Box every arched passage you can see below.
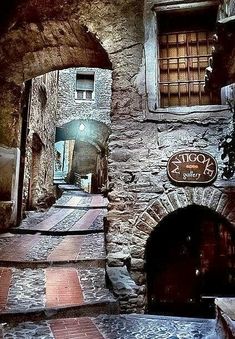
[0,13,112,147]
[54,119,110,193]
[145,205,235,317]
[0,3,112,226]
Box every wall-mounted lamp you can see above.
[79,123,85,131]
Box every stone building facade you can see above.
[23,71,59,211]
[57,67,112,127]
[55,67,111,191]
[0,0,234,314]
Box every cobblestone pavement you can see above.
[0,233,105,262]
[6,268,45,311]
[1,267,115,312]
[55,192,91,205]
[1,315,218,338]
[49,209,87,232]
[17,207,105,232]
[17,192,107,231]
[19,208,59,229]
[2,321,54,339]
[94,315,217,339]
[80,268,114,303]
[79,234,105,259]
[25,236,63,260]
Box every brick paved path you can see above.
[1,315,217,338]
[0,187,118,325]
[0,186,218,338]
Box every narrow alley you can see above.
[0,1,235,338]
[0,184,217,338]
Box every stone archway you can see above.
[130,186,235,311]
[55,119,111,193]
[0,3,113,226]
[132,187,235,244]
[145,204,235,317]
[0,19,111,147]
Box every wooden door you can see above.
[146,206,235,317]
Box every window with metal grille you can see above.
[158,10,220,108]
[76,73,94,100]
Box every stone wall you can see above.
[105,0,235,313]
[23,71,59,210]
[57,67,112,127]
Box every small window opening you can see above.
[76,73,94,100]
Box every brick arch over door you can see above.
[131,187,235,261]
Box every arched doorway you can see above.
[55,119,110,194]
[145,205,235,317]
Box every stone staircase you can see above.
[0,186,220,338]
[215,298,235,338]
[0,186,119,324]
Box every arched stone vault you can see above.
[0,20,111,84]
[131,186,235,262]
[0,8,112,147]
[56,119,111,154]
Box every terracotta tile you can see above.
[0,268,12,311]
[34,209,74,231]
[46,268,84,307]
[0,235,40,261]
[49,318,104,339]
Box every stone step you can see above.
[17,207,105,232]
[6,228,104,237]
[0,302,119,324]
[0,267,118,323]
[215,298,235,338]
[1,314,216,337]
[58,184,83,191]
[55,193,108,207]
[2,317,105,338]
[53,204,108,209]
[0,233,105,268]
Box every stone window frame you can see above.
[75,71,95,102]
[144,0,230,123]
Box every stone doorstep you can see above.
[53,205,107,209]
[124,313,215,322]
[0,301,119,324]
[7,228,104,235]
[219,312,235,338]
[0,258,106,269]
[215,298,235,338]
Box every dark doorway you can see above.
[145,205,235,318]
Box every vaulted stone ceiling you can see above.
[0,0,112,84]
[56,119,110,154]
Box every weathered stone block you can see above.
[106,265,138,298]
[131,258,145,271]
[130,245,145,259]
[0,201,14,230]
[159,195,174,213]
[209,188,223,211]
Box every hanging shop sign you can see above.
[167,150,217,184]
